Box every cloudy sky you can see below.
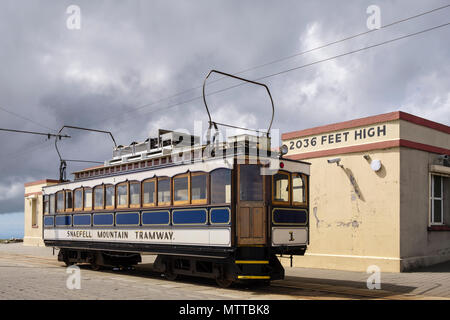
[0,0,449,222]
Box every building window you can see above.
[84,188,92,210]
[94,186,104,210]
[65,190,73,211]
[74,189,83,211]
[430,174,449,225]
[130,181,141,207]
[105,185,115,209]
[158,177,171,206]
[56,191,64,213]
[273,172,290,204]
[211,169,231,204]
[173,174,189,205]
[142,179,156,207]
[192,172,207,204]
[292,173,306,205]
[43,195,49,214]
[117,183,128,208]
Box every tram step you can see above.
[234,260,269,264]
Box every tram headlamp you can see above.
[280,144,289,156]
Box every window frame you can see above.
[157,177,171,207]
[173,173,190,206]
[292,173,308,207]
[43,195,49,215]
[272,170,291,205]
[142,178,157,207]
[49,194,56,214]
[129,180,141,208]
[116,182,129,209]
[56,191,65,213]
[65,190,73,212]
[210,168,232,205]
[191,172,208,205]
[430,174,445,226]
[104,184,115,210]
[73,188,83,212]
[83,187,93,211]
[93,185,105,210]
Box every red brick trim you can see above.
[286,139,450,160]
[24,191,42,197]
[24,179,59,187]
[282,111,450,140]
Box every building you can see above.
[23,179,59,246]
[282,111,450,272]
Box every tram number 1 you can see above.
[289,137,317,150]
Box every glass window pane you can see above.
[65,191,73,210]
[130,182,141,205]
[74,189,82,209]
[192,174,207,201]
[56,192,64,212]
[211,169,231,204]
[240,165,263,201]
[434,175,442,198]
[433,199,442,223]
[174,176,188,202]
[158,178,171,204]
[49,194,55,214]
[143,180,155,204]
[293,174,305,203]
[94,187,103,209]
[84,189,92,208]
[43,195,49,214]
[117,184,128,206]
[105,185,115,207]
[273,173,289,202]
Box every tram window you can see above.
[74,189,83,210]
[43,195,49,214]
[273,172,290,203]
[211,169,231,204]
[56,191,64,213]
[94,186,104,210]
[292,173,306,205]
[117,183,128,208]
[105,185,115,209]
[158,177,171,206]
[240,165,263,201]
[192,173,207,204]
[49,194,55,214]
[142,179,156,206]
[84,188,92,210]
[130,181,141,207]
[173,174,189,205]
[65,190,73,211]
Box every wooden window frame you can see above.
[142,178,157,208]
[73,188,83,212]
[83,187,93,211]
[93,185,105,210]
[191,172,208,205]
[65,190,73,212]
[173,173,190,206]
[272,171,291,206]
[43,195,49,215]
[210,168,232,205]
[129,181,141,208]
[157,177,171,207]
[56,191,65,213]
[104,184,115,210]
[292,173,308,207]
[430,174,445,226]
[116,182,129,209]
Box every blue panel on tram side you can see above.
[93,213,114,226]
[73,214,91,227]
[55,215,72,227]
[172,208,207,225]
[44,216,54,228]
[272,208,308,225]
[142,210,170,226]
[210,207,231,225]
[116,212,140,226]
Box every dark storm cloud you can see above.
[0,0,449,213]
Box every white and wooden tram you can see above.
[42,71,311,287]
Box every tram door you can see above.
[237,164,267,245]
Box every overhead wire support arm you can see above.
[0,127,71,139]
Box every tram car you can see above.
[42,71,311,287]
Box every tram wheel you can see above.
[216,278,233,288]
[164,271,178,281]
[91,263,102,271]
[64,260,74,267]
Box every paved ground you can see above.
[0,243,449,300]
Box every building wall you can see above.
[289,148,402,272]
